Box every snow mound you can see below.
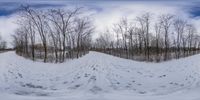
[0,51,200,100]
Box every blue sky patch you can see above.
[0,2,64,16]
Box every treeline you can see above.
[12,6,93,63]
[0,34,7,51]
[93,13,200,62]
[12,7,200,63]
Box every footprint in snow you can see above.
[51,88,57,91]
[36,93,49,96]
[128,83,132,85]
[63,81,68,84]
[174,83,179,85]
[139,91,146,94]
[160,85,166,88]
[76,76,81,79]
[90,86,102,94]
[137,71,143,75]
[158,75,166,78]
[84,73,90,77]
[69,84,82,89]
[88,76,96,82]
[180,84,184,87]
[137,83,142,86]
[149,75,153,78]
[75,84,81,88]
[126,85,131,88]
[132,88,137,91]
[18,73,23,78]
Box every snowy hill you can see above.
[0,51,200,100]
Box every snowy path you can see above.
[1,51,200,100]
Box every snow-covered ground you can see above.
[0,51,200,100]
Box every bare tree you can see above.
[154,22,162,59]
[137,13,151,60]
[159,14,174,60]
[95,30,113,52]
[186,24,196,55]
[46,8,80,62]
[21,6,48,62]
[173,18,187,58]
[73,17,93,58]
[13,6,93,62]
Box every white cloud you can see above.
[91,1,191,37]
[0,14,18,48]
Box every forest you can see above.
[11,6,200,63]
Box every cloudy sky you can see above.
[1,0,200,47]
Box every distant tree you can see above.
[137,13,151,60]
[21,6,48,62]
[173,18,187,58]
[0,34,7,50]
[159,14,174,60]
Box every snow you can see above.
[0,51,200,100]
